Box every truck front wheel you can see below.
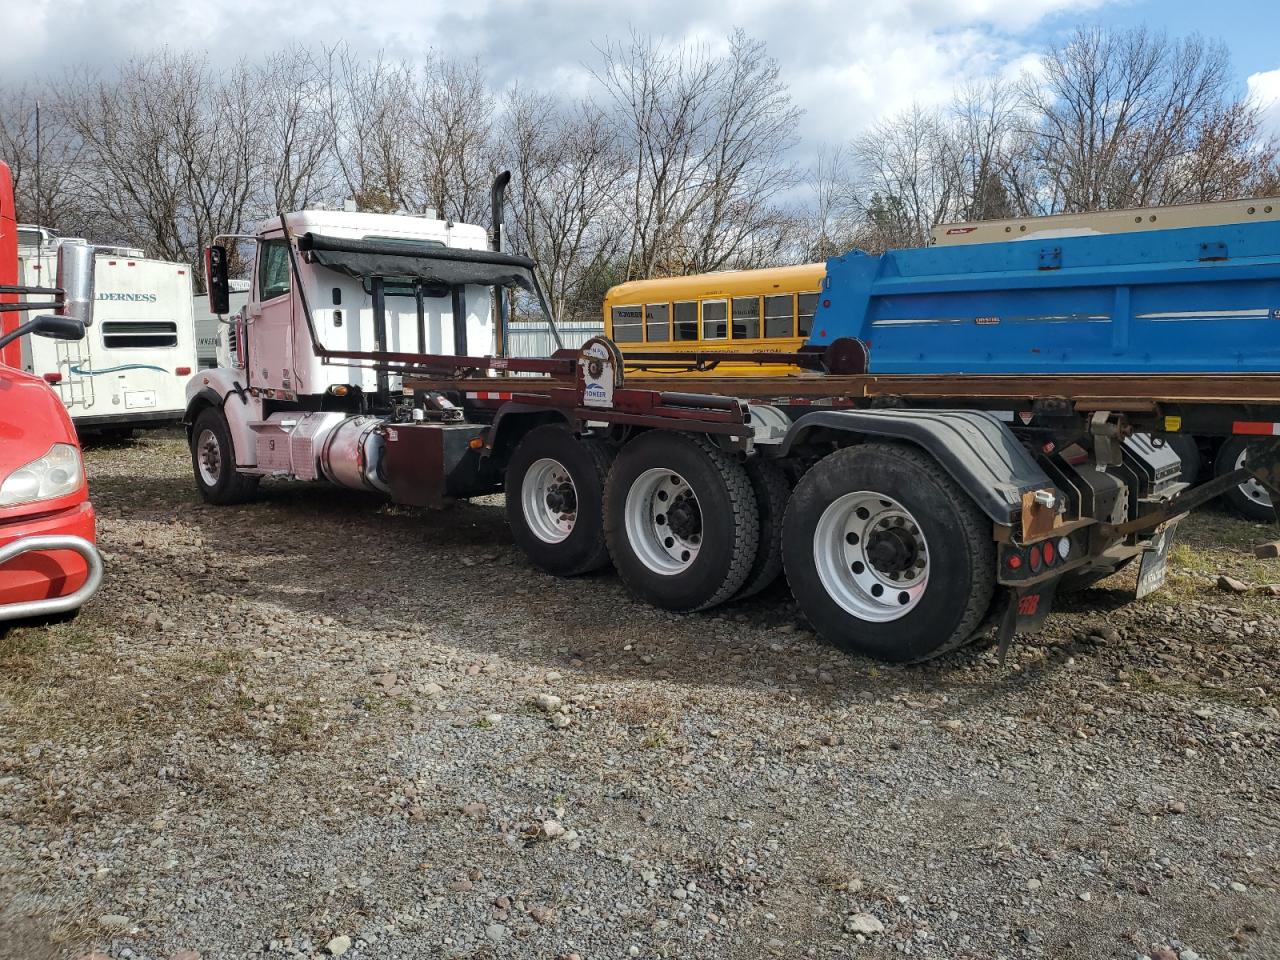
[190,407,259,505]
[782,443,994,663]
[605,432,759,612]
[505,424,614,576]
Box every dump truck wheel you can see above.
[734,457,791,600]
[506,424,614,577]
[190,408,259,505]
[1216,438,1275,522]
[782,443,994,663]
[605,432,759,612]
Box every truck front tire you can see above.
[782,443,994,663]
[505,424,614,577]
[605,432,759,612]
[190,407,259,505]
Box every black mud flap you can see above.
[995,579,1059,665]
[1135,522,1178,599]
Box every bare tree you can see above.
[850,105,951,250]
[1023,26,1274,210]
[0,87,85,230]
[504,89,626,323]
[407,58,497,223]
[323,47,412,212]
[594,29,802,279]
[257,47,338,216]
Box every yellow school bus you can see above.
[603,263,825,376]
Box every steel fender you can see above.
[485,403,571,461]
[184,367,261,467]
[779,408,1052,526]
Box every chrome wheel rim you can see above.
[522,458,577,544]
[814,491,929,622]
[1234,447,1273,508]
[624,468,702,575]
[196,428,222,487]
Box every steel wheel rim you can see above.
[522,457,577,544]
[624,467,702,575]
[197,428,222,487]
[814,490,929,622]
[1234,447,1273,507]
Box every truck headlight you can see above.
[0,443,84,507]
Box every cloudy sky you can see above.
[3,0,1278,148]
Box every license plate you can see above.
[124,390,157,410]
[1136,523,1178,599]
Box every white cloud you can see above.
[1,0,1115,153]
[1247,68,1280,138]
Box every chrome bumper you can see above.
[0,535,104,622]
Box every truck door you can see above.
[249,236,294,393]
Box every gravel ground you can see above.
[2,431,1278,960]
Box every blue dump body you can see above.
[806,220,1280,374]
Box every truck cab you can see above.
[0,163,103,621]
[185,190,540,505]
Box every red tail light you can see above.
[175,366,192,376]
[1006,553,1022,570]
[42,372,62,383]
[1042,539,1056,565]
[1028,544,1043,573]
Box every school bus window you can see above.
[764,294,794,338]
[702,299,728,340]
[732,296,760,339]
[673,301,698,341]
[612,305,644,343]
[645,303,669,342]
[797,293,819,338]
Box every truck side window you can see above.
[258,240,292,302]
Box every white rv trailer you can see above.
[17,228,198,434]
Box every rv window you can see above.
[797,293,819,338]
[645,303,669,342]
[764,295,794,338]
[673,301,698,341]
[611,305,643,343]
[258,240,292,301]
[102,320,179,349]
[732,297,760,339]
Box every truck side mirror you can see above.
[32,315,87,341]
[206,245,231,315]
[55,241,95,328]
[0,314,86,352]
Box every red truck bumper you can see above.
[0,502,102,617]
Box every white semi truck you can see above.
[18,228,198,434]
[184,173,1280,665]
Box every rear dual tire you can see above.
[782,444,994,663]
[604,432,759,612]
[1216,438,1275,523]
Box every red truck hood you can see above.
[0,366,84,498]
